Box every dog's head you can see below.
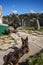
[21,36,29,53]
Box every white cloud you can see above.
[30,10,36,13]
[12,10,18,14]
[41,11,43,13]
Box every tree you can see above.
[34,18,40,30]
[30,18,40,30]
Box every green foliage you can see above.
[27,49,43,65]
[17,26,43,31]
[3,13,43,27]
[28,56,43,65]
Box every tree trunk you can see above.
[36,19,40,30]
[34,19,40,30]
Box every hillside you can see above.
[3,13,43,26]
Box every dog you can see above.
[3,36,29,65]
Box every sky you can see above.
[0,0,43,16]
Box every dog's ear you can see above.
[21,37,25,45]
[21,37,24,42]
[25,36,28,41]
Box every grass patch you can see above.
[28,56,43,65]
[17,26,35,31]
[26,49,43,65]
[39,27,43,32]
[17,26,43,31]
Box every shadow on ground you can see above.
[19,60,29,65]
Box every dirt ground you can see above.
[0,31,43,65]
